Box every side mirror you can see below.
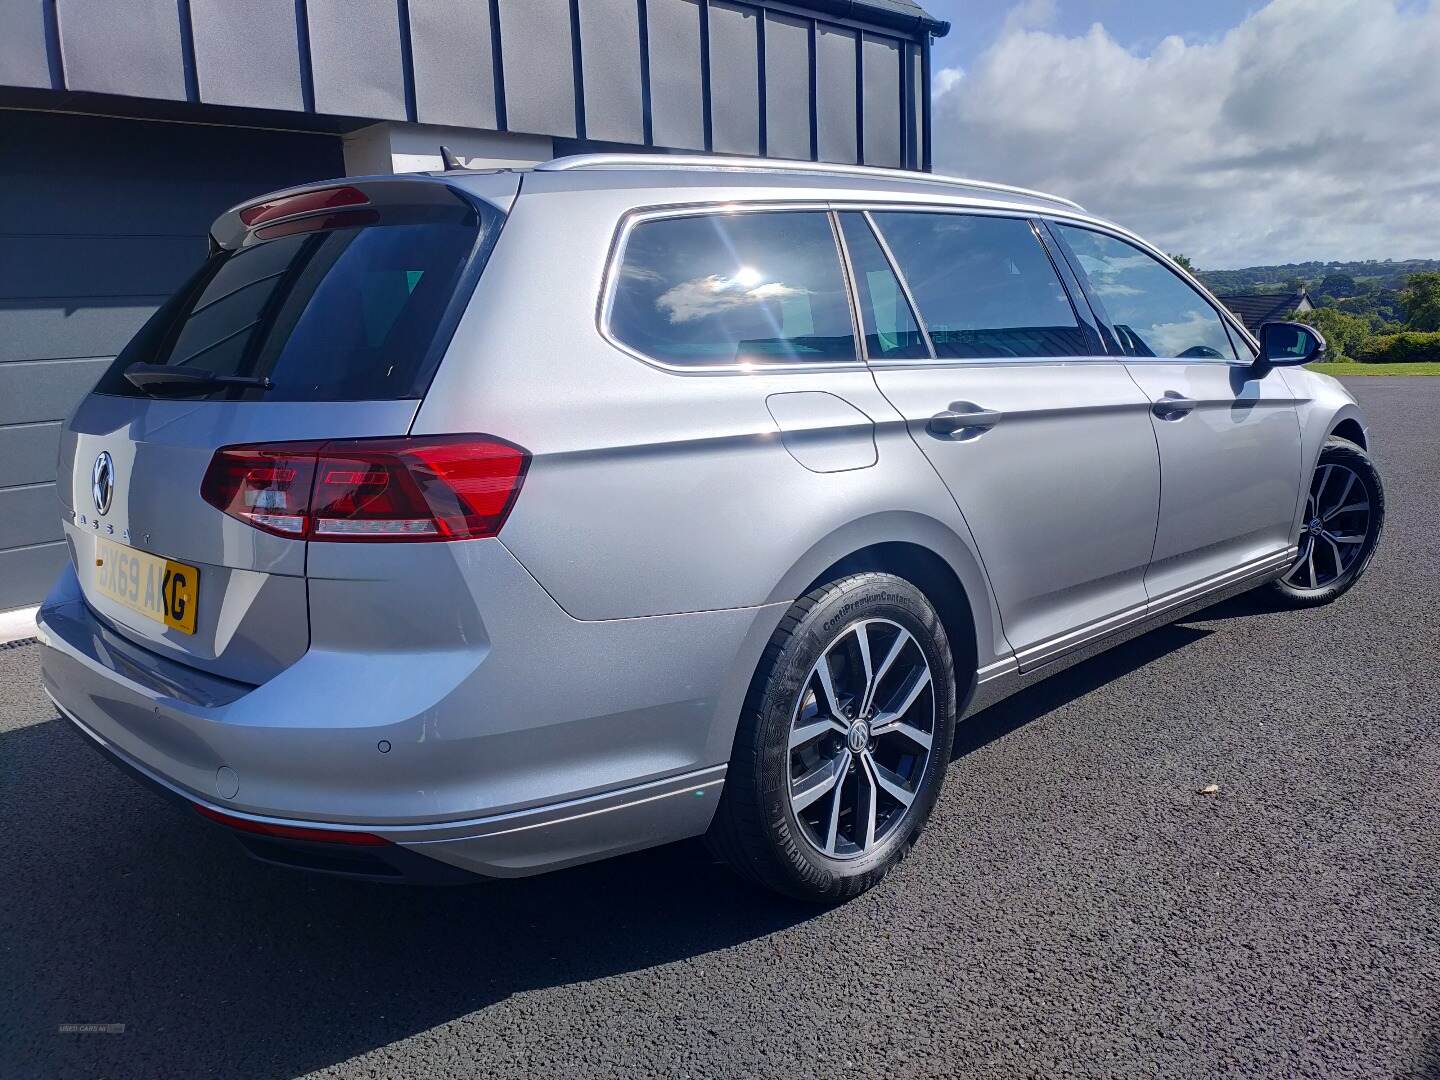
[1257,320,1326,367]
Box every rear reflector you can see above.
[201,435,529,542]
[238,185,370,227]
[194,804,389,846]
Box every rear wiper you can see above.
[123,362,273,393]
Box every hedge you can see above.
[1352,332,1440,363]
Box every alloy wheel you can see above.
[787,618,935,859]
[1282,462,1372,590]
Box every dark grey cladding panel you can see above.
[409,0,498,129]
[763,12,810,161]
[307,0,407,121]
[0,0,52,88]
[0,484,63,549]
[862,33,901,167]
[0,112,343,237]
[497,0,577,138]
[578,0,644,144]
[0,423,62,490]
[190,0,305,112]
[647,0,705,151]
[815,23,857,164]
[0,543,67,610]
[0,301,163,364]
[708,2,759,156]
[57,0,187,101]
[0,358,110,426]
[0,236,205,301]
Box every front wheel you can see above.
[708,573,957,902]
[1271,436,1384,606]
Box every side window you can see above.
[837,213,929,360]
[608,211,857,367]
[1055,225,1238,361]
[1226,320,1258,362]
[869,212,1090,359]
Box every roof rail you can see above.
[535,154,1084,211]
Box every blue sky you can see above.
[928,0,1265,75]
[923,0,1440,268]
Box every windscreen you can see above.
[95,198,490,401]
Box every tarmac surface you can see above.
[3,377,1436,1079]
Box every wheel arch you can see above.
[1329,416,1367,449]
[763,510,1005,696]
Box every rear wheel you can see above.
[708,573,957,902]
[1271,437,1384,606]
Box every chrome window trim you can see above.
[859,210,937,360]
[596,197,1260,375]
[830,199,1261,362]
[831,209,936,364]
[596,200,866,377]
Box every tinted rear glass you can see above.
[608,211,858,367]
[871,212,1089,360]
[96,199,487,401]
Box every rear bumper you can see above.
[37,545,785,879]
[56,697,722,882]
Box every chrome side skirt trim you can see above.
[1145,547,1297,617]
[976,656,1018,683]
[964,548,1296,718]
[1012,548,1296,673]
[1014,596,1154,672]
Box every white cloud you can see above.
[656,274,805,324]
[1003,0,1057,34]
[931,0,1440,268]
[933,66,965,96]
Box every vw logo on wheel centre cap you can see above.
[92,451,114,516]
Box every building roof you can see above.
[1215,290,1311,331]
[810,0,951,36]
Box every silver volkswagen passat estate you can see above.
[38,155,1384,900]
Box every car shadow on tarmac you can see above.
[4,618,1221,1079]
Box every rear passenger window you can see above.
[870,212,1089,359]
[838,213,929,360]
[608,211,857,367]
[1055,225,1237,361]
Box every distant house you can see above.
[1216,289,1314,332]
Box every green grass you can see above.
[1309,361,1440,376]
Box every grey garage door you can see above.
[0,110,343,610]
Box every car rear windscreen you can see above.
[95,196,493,401]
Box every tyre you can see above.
[1271,436,1384,606]
[708,572,957,902]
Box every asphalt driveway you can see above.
[3,377,1437,1079]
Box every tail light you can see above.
[238,185,369,227]
[201,435,528,542]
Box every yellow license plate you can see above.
[93,538,199,635]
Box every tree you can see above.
[1399,271,1440,331]
[1289,306,1371,362]
[1316,272,1359,300]
[1168,253,1195,272]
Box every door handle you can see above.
[1152,393,1198,420]
[928,404,1003,437]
